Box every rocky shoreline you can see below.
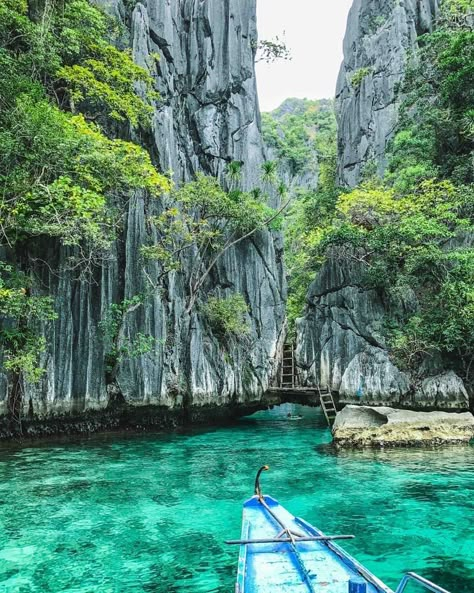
[332,405,474,448]
[0,400,276,441]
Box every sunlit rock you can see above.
[333,405,474,448]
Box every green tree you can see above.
[203,294,250,340]
[0,0,170,421]
[262,98,339,335]
[141,173,287,313]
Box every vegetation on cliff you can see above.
[0,0,171,417]
[0,0,282,424]
[262,98,338,335]
[275,1,473,386]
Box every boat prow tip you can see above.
[243,494,279,507]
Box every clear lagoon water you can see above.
[0,404,473,593]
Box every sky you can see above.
[256,0,353,112]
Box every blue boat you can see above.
[228,467,451,593]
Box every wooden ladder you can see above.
[318,387,337,427]
[280,344,295,388]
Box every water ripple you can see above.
[0,404,472,592]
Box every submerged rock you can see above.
[333,405,474,448]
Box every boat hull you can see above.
[236,495,392,593]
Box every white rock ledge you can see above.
[333,405,474,448]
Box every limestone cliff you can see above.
[0,0,286,434]
[336,0,439,187]
[296,0,470,410]
[296,250,469,409]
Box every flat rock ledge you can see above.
[333,405,474,448]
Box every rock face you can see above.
[296,0,470,410]
[0,0,286,434]
[336,0,439,187]
[333,405,474,447]
[296,250,469,410]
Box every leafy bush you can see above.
[99,295,157,378]
[0,263,56,383]
[321,180,474,379]
[203,295,250,339]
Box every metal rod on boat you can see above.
[252,466,317,593]
[225,535,355,545]
[254,465,269,498]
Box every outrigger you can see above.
[227,466,452,593]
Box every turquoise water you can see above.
[0,404,473,593]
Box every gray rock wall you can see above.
[295,251,469,410]
[336,0,439,187]
[296,0,469,410]
[0,0,286,428]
